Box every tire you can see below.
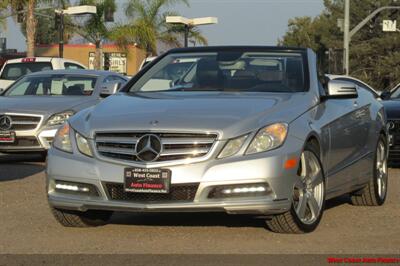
[266,142,325,233]
[350,135,388,206]
[50,206,113,227]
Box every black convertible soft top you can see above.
[167,45,308,54]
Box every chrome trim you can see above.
[160,147,209,156]
[93,131,220,167]
[96,136,139,144]
[0,112,44,132]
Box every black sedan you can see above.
[381,85,400,165]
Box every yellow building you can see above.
[35,44,147,76]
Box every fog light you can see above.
[208,183,271,199]
[54,181,99,196]
[222,186,266,194]
[55,183,89,192]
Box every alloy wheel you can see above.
[376,140,388,200]
[293,151,324,225]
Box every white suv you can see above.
[0,57,86,92]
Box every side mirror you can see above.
[380,90,391,100]
[0,88,4,95]
[322,80,358,100]
[100,81,122,98]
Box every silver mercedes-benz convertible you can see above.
[46,46,388,233]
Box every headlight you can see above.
[246,123,288,155]
[46,111,74,127]
[218,135,248,159]
[75,132,93,157]
[53,123,72,153]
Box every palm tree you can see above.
[18,1,73,46]
[111,0,207,56]
[7,0,37,57]
[165,23,208,47]
[76,0,116,69]
[0,1,9,31]
[6,0,70,56]
[26,0,36,57]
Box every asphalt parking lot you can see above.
[0,154,399,255]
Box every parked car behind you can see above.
[380,83,400,165]
[0,70,127,156]
[46,46,388,233]
[0,57,87,92]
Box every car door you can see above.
[336,78,374,184]
[322,79,369,192]
[336,78,374,153]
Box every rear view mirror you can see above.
[323,80,358,100]
[100,81,123,98]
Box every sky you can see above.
[2,0,324,52]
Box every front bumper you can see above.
[46,136,303,215]
[48,193,291,215]
[0,128,57,153]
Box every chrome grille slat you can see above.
[97,146,136,156]
[96,136,138,144]
[160,148,209,156]
[162,138,215,145]
[95,132,217,163]
[11,121,39,125]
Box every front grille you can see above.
[0,136,40,147]
[105,183,199,203]
[95,132,217,163]
[0,114,42,131]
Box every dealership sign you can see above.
[89,52,127,74]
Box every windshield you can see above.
[390,85,400,99]
[0,62,53,80]
[129,50,307,93]
[4,75,98,96]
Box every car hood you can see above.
[0,96,96,117]
[382,99,400,119]
[72,91,316,140]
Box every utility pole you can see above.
[343,0,350,76]
[58,12,64,58]
[184,25,189,48]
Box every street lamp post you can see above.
[56,5,96,58]
[343,0,350,76]
[59,12,64,58]
[166,16,218,47]
[343,1,400,75]
[184,24,189,47]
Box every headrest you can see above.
[196,59,223,88]
[65,85,84,95]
